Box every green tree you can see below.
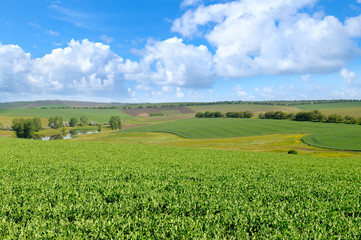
[109,116,122,130]
[12,118,36,139]
[195,112,205,118]
[327,114,344,123]
[258,113,265,119]
[80,116,88,126]
[33,118,42,131]
[243,111,254,118]
[98,124,102,132]
[69,117,78,127]
[48,116,63,129]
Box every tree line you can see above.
[195,109,361,125]
[259,110,361,125]
[123,99,361,109]
[195,111,254,118]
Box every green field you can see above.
[295,102,361,110]
[124,118,361,151]
[1,137,361,238]
[0,108,130,123]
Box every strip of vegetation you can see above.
[149,113,165,117]
[259,110,361,125]
[195,111,254,118]
[122,99,361,109]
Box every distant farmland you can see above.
[124,118,361,151]
[122,107,195,116]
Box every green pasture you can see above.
[124,118,361,151]
[0,108,130,123]
[295,102,361,110]
[302,131,361,151]
[1,138,361,238]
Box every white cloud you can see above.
[135,84,153,92]
[176,87,185,98]
[30,39,126,92]
[162,85,173,92]
[0,38,217,100]
[0,40,134,98]
[301,74,311,82]
[232,84,254,100]
[0,44,32,92]
[358,0,361,4]
[47,30,60,36]
[125,37,214,88]
[340,68,357,85]
[128,88,136,98]
[100,35,114,44]
[173,0,361,78]
[181,0,202,8]
[255,86,275,99]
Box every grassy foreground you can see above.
[1,137,361,238]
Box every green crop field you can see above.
[294,102,361,110]
[124,118,361,151]
[1,137,361,238]
[0,108,130,123]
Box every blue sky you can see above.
[1,0,361,103]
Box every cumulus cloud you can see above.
[172,0,361,78]
[0,38,216,100]
[233,84,254,100]
[340,68,357,85]
[125,37,214,88]
[0,40,134,98]
[181,0,202,8]
[255,86,275,99]
[0,44,32,92]
[176,87,185,98]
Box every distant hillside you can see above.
[0,100,124,109]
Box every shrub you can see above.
[69,117,78,127]
[288,150,298,155]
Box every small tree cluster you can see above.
[294,110,326,122]
[109,116,122,130]
[326,114,345,123]
[195,111,255,118]
[12,118,42,139]
[226,111,254,118]
[48,116,63,129]
[195,111,224,118]
[259,111,294,120]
